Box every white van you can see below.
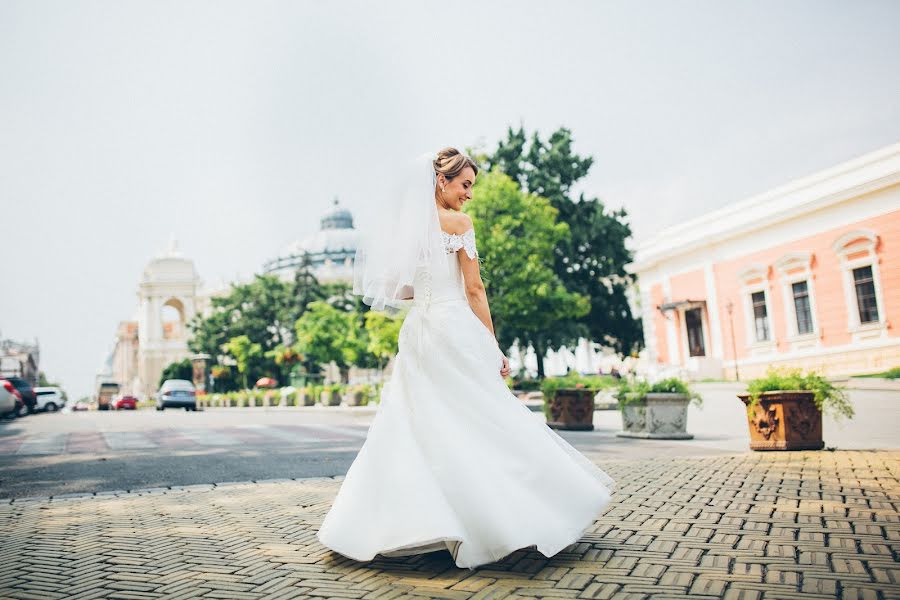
[34,387,65,412]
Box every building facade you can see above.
[628,142,900,380]
[0,338,40,384]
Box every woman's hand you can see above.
[500,355,510,378]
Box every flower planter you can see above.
[342,389,364,406]
[300,391,315,406]
[546,388,594,431]
[616,392,694,439]
[738,390,824,451]
[320,390,341,406]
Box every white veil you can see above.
[352,151,450,315]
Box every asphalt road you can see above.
[1,383,896,500]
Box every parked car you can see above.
[34,386,66,412]
[3,377,36,414]
[156,379,197,411]
[72,399,91,411]
[113,395,138,410]
[0,379,24,418]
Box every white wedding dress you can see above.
[316,227,616,570]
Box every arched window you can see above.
[161,298,185,341]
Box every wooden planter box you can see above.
[616,392,694,439]
[738,390,824,451]
[546,388,594,431]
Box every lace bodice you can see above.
[411,228,478,308]
[441,228,478,260]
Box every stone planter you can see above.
[342,389,364,406]
[616,392,694,439]
[299,391,315,406]
[546,388,594,431]
[320,389,341,406]
[738,390,824,451]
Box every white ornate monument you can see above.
[133,237,202,398]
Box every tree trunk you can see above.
[534,337,546,380]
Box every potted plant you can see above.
[541,374,612,431]
[615,377,702,439]
[320,383,342,406]
[297,386,314,406]
[342,384,366,406]
[738,367,854,451]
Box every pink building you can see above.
[628,142,900,380]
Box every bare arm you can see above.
[455,220,497,340]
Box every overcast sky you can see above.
[2,0,899,400]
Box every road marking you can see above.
[16,433,68,455]
[303,423,369,439]
[175,428,242,445]
[234,424,306,443]
[102,431,158,450]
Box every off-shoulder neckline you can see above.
[440,227,474,237]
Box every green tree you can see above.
[483,126,642,356]
[223,335,263,389]
[188,274,298,383]
[467,170,590,378]
[158,358,193,388]
[363,311,402,373]
[294,301,368,383]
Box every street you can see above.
[2,383,897,500]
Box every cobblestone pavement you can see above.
[1,450,898,600]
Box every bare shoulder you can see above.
[439,210,473,235]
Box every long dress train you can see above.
[316,227,616,570]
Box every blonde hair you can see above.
[433,147,479,182]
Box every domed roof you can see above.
[278,198,358,257]
[141,237,199,283]
[320,197,354,230]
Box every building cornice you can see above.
[628,142,900,274]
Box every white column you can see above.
[704,262,724,358]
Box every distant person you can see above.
[316,148,616,570]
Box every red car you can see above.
[113,395,138,410]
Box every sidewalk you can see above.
[1,450,897,599]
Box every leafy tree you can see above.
[483,126,642,356]
[159,358,193,387]
[223,335,263,389]
[294,301,367,383]
[467,170,590,378]
[188,273,312,383]
[363,311,402,373]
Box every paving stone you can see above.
[0,450,898,599]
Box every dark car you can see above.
[3,376,36,414]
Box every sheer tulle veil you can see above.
[352,152,451,315]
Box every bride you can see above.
[316,147,616,570]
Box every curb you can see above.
[4,474,347,504]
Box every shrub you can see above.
[539,374,618,420]
[615,377,702,408]
[746,367,854,420]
